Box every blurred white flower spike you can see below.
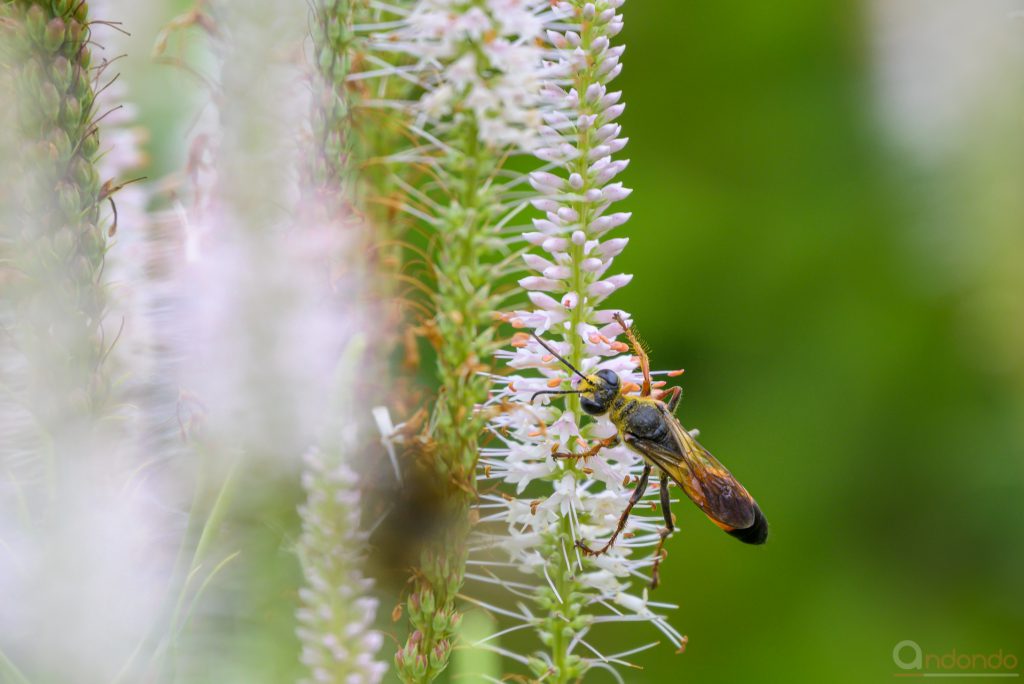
[473,0,684,680]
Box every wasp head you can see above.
[578,369,620,416]
[528,333,624,413]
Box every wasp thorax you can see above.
[580,368,621,416]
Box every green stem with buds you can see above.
[539,3,614,681]
[396,118,500,682]
[1,0,110,476]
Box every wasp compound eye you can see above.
[580,395,604,416]
[595,368,620,387]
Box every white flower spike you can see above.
[472,1,684,680]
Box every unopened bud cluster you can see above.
[395,545,467,681]
[394,569,465,679]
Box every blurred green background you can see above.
[114,0,1024,682]
[611,1,1024,682]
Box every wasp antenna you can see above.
[529,389,582,404]
[530,332,589,381]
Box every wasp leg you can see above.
[551,434,620,461]
[661,385,682,414]
[577,463,651,557]
[613,312,651,397]
[650,473,675,589]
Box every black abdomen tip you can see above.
[727,504,768,545]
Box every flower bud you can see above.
[26,6,47,42]
[81,130,99,158]
[50,56,73,92]
[38,81,61,122]
[419,589,435,614]
[430,610,449,634]
[60,96,82,129]
[49,128,72,165]
[428,640,449,671]
[413,654,428,678]
[43,17,66,53]
[57,181,81,217]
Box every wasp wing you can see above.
[627,406,758,532]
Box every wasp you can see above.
[529,314,767,587]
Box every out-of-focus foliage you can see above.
[12,0,1020,682]
[605,2,1024,682]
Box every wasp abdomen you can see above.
[725,503,768,545]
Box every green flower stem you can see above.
[0,3,114,680]
[308,0,412,378]
[543,4,616,681]
[396,120,499,683]
[2,0,109,465]
[310,0,360,211]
